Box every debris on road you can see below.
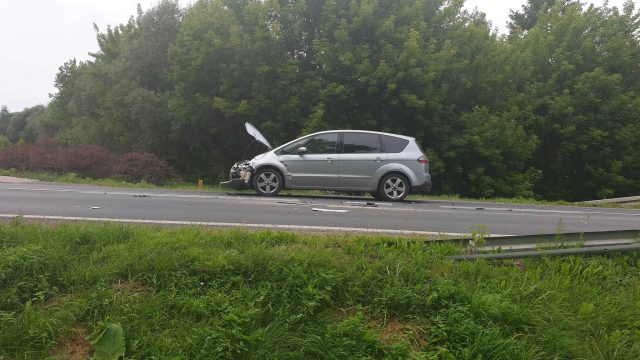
[343,201,379,207]
[90,207,101,210]
[312,208,349,213]
[277,200,311,206]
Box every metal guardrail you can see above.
[451,243,640,260]
[437,229,640,260]
[473,229,640,252]
[583,195,640,206]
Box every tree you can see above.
[169,0,319,179]
[0,106,10,136]
[5,105,46,143]
[31,0,640,199]
[506,1,640,199]
[48,0,181,157]
[0,135,9,150]
[442,107,539,198]
[508,0,576,34]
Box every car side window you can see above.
[305,133,338,154]
[381,135,410,153]
[342,133,382,153]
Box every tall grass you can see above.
[1,223,639,359]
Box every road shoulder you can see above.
[0,176,39,184]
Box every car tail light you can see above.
[417,155,429,164]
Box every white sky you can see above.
[0,0,632,111]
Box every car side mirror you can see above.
[296,146,307,155]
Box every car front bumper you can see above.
[219,160,253,190]
[219,178,251,190]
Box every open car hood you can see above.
[245,122,272,150]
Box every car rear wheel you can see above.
[377,173,409,202]
[253,168,283,196]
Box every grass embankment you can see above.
[1,223,639,359]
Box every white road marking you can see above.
[0,213,512,237]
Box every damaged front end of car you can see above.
[220,160,253,190]
[220,122,274,191]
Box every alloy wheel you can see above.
[256,171,280,194]
[382,176,407,200]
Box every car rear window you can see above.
[342,133,383,153]
[381,135,410,153]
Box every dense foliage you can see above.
[1,0,639,200]
[1,223,640,358]
[0,141,178,185]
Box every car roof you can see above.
[307,130,415,141]
[272,130,416,152]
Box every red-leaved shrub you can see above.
[60,145,114,179]
[27,140,60,172]
[113,152,177,185]
[0,141,177,184]
[0,144,30,170]
[0,141,60,172]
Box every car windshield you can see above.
[277,136,310,155]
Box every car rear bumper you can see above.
[410,176,432,194]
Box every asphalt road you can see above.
[1,182,639,236]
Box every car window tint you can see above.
[381,135,410,153]
[278,137,310,155]
[305,133,338,154]
[342,133,382,153]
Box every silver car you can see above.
[221,123,432,201]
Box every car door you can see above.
[337,132,387,190]
[278,133,339,189]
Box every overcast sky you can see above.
[0,0,632,111]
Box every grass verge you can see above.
[1,222,639,359]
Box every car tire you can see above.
[377,173,409,202]
[253,168,283,196]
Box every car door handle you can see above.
[374,157,383,163]
[326,157,334,163]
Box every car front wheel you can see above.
[378,173,409,201]
[253,168,283,196]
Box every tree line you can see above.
[1,0,639,201]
